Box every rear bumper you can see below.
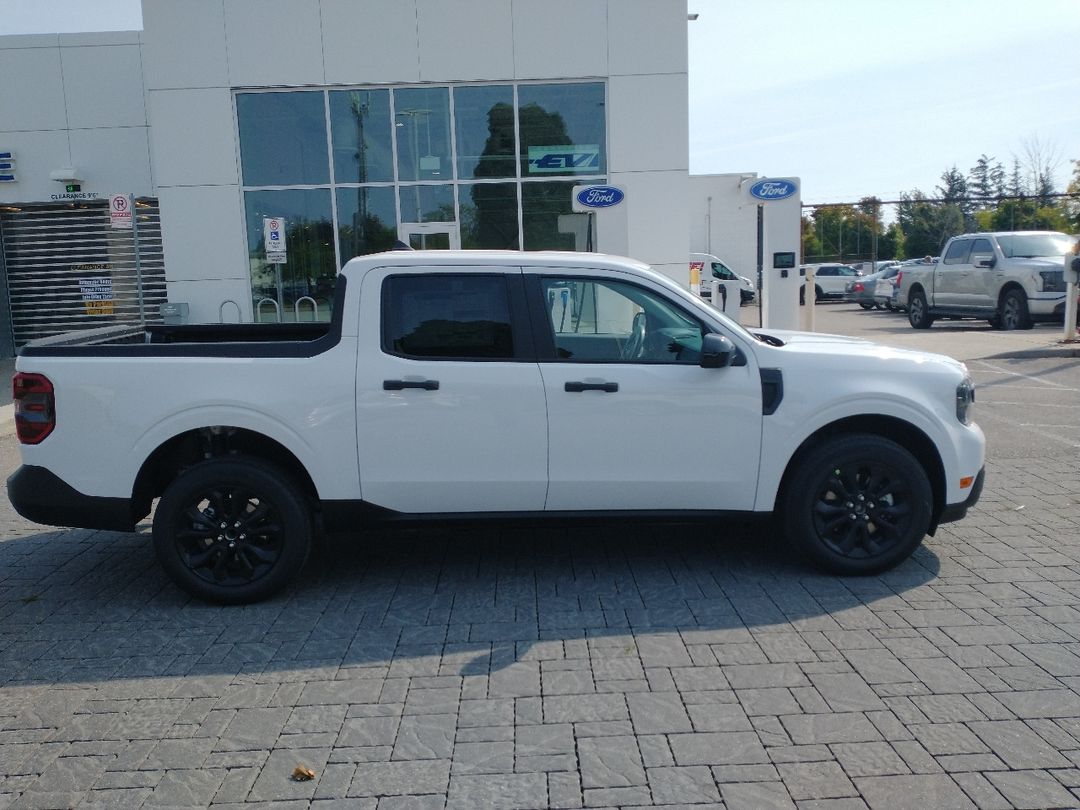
[7,465,135,532]
[938,466,985,526]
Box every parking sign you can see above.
[263,217,287,263]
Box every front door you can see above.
[354,266,547,514]
[530,271,763,512]
[398,222,460,250]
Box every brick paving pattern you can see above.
[1,450,1079,809]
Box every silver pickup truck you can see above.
[897,231,1076,329]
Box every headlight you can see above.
[1039,270,1065,292]
[956,377,975,424]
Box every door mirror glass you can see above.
[972,253,996,269]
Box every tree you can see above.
[936,165,974,230]
[897,190,959,258]
[1065,159,1080,232]
[968,154,1005,209]
[1020,135,1060,206]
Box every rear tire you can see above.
[908,289,933,329]
[781,434,932,575]
[859,302,875,310]
[153,456,312,604]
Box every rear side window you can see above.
[383,274,514,359]
[943,240,973,265]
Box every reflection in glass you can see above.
[243,189,335,322]
[518,83,606,178]
[329,89,393,183]
[399,184,455,223]
[522,181,579,250]
[237,92,330,186]
[454,85,515,180]
[408,232,451,250]
[336,186,397,266]
[394,87,451,182]
[460,183,519,249]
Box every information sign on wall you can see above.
[528,145,600,174]
[76,270,114,315]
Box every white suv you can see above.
[801,264,862,303]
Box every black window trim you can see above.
[380,271,534,363]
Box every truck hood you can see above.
[750,328,967,373]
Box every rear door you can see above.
[527,268,763,512]
[935,239,973,308]
[354,266,548,513]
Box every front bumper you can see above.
[7,465,135,532]
[937,466,985,526]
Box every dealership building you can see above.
[0,0,799,358]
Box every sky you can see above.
[3,0,1079,210]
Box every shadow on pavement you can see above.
[0,520,940,686]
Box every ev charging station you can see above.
[743,177,802,330]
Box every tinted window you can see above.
[394,87,451,182]
[383,275,513,359]
[329,89,393,183]
[454,85,515,179]
[971,238,993,256]
[817,267,836,276]
[943,240,973,265]
[237,92,330,186]
[519,83,606,178]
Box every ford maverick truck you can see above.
[9,251,985,603]
[897,231,1076,329]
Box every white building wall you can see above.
[688,173,761,282]
[0,32,152,205]
[139,0,690,320]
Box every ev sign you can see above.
[263,217,287,263]
[109,194,133,229]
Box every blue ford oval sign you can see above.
[749,179,797,201]
[575,185,624,208]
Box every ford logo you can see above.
[575,185,624,208]
[749,179,797,201]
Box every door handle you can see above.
[565,381,618,393]
[384,379,439,391]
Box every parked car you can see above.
[845,270,886,309]
[691,253,755,304]
[8,249,985,603]
[897,232,1074,329]
[801,263,861,304]
[869,264,904,311]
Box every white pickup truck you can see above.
[898,231,1076,329]
[9,251,985,603]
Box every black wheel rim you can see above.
[811,461,914,559]
[910,297,923,321]
[175,486,284,587]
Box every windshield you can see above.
[996,233,1074,259]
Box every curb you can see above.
[984,345,1080,360]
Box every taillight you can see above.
[895,271,903,287]
[853,282,864,293]
[13,372,55,444]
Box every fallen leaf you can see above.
[292,765,316,781]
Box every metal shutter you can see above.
[0,199,167,347]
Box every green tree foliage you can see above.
[897,191,959,258]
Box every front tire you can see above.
[153,457,312,604]
[999,288,1033,330]
[781,434,932,575]
[907,289,933,329]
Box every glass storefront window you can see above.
[454,85,515,180]
[336,186,397,267]
[518,83,606,178]
[329,89,393,183]
[237,92,330,186]
[394,87,451,182]
[522,181,580,250]
[243,189,335,321]
[399,184,455,224]
[460,183,519,249]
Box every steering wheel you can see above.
[621,312,647,360]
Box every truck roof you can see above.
[341,249,653,277]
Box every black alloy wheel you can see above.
[153,457,312,604]
[782,434,932,575]
[999,288,1033,330]
[907,289,933,329]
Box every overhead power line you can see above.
[803,192,1080,209]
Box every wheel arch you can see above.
[131,426,319,523]
[997,280,1027,306]
[775,415,947,533]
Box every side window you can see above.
[383,274,514,359]
[817,267,835,276]
[943,240,973,265]
[713,262,734,280]
[540,277,704,363]
[970,238,993,255]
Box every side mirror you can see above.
[972,253,996,269]
[701,333,735,368]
